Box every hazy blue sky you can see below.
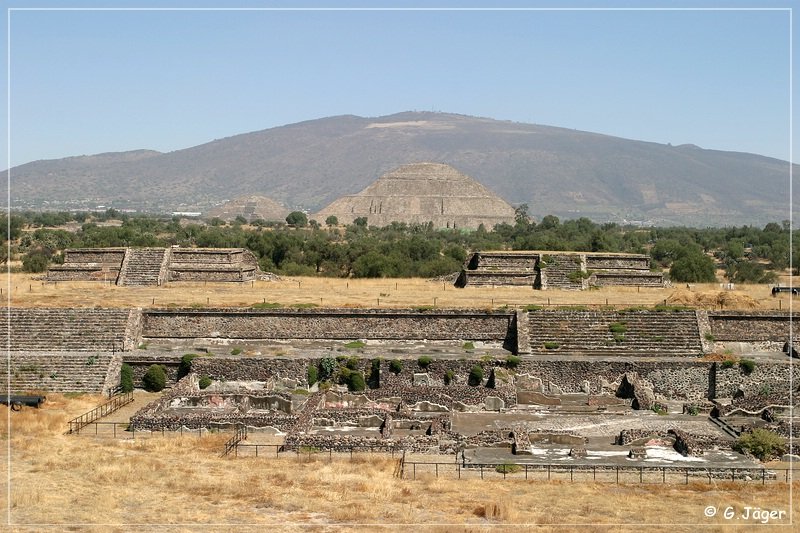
[3,2,795,167]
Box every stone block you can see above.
[484,396,505,411]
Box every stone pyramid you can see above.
[206,195,290,222]
[314,162,516,229]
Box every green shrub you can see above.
[544,342,560,350]
[505,355,521,369]
[468,365,484,386]
[417,356,433,369]
[523,305,542,312]
[733,429,785,461]
[344,340,366,349]
[389,359,403,374]
[230,347,242,356]
[344,356,360,370]
[608,322,627,334]
[198,375,212,389]
[120,363,134,393]
[318,357,336,382]
[142,364,167,392]
[462,341,475,350]
[721,359,736,369]
[339,368,366,392]
[177,353,198,379]
[444,369,455,386]
[307,365,318,386]
[704,332,715,342]
[495,463,522,474]
[739,359,756,375]
[251,301,281,309]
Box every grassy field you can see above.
[1,272,793,310]
[1,396,797,531]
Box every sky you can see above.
[2,1,796,168]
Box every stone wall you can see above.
[713,360,797,400]
[141,308,516,346]
[585,255,650,270]
[708,312,790,341]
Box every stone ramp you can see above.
[0,351,118,394]
[0,307,134,351]
[528,310,702,356]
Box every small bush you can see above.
[339,368,366,392]
[505,355,521,369]
[608,322,627,334]
[177,353,198,379]
[721,359,736,369]
[345,356,360,370]
[444,369,455,386]
[230,347,242,356]
[142,364,167,392]
[251,302,281,309]
[389,359,403,374]
[544,342,560,350]
[344,340,366,349]
[739,359,756,375]
[733,429,785,461]
[120,363,134,393]
[318,357,336,382]
[417,356,433,369]
[495,463,522,474]
[307,365,318,386]
[704,332,715,342]
[198,375,212,389]
[523,305,542,312]
[462,341,475,350]
[468,365,484,386]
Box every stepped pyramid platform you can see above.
[206,194,290,222]
[47,247,265,286]
[0,352,120,395]
[456,251,665,290]
[527,309,702,356]
[314,162,516,229]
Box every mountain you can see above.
[5,112,794,226]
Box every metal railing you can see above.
[66,392,134,434]
[222,424,248,456]
[226,441,404,458]
[400,462,792,484]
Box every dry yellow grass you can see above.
[1,273,793,310]
[1,396,797,531]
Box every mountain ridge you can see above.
[6,111,793,226]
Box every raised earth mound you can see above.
[314,162,516,229]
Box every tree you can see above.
[514,203,531,227]
[325,215,338,227]
[285,211,308,227]
[669,250,716,282]
[353,217,368,227]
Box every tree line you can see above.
[1,207,794,284]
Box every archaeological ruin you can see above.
[456,251,666,289]
[313,162,516,229]
[46,247,267,286]
[3,303,797,468]
[205,194,290,223]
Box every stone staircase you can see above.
[118,248,168,286]
[0,351,116,393]
[528,310,702,356]
[0,308,132,351]
[540,254,586,290]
